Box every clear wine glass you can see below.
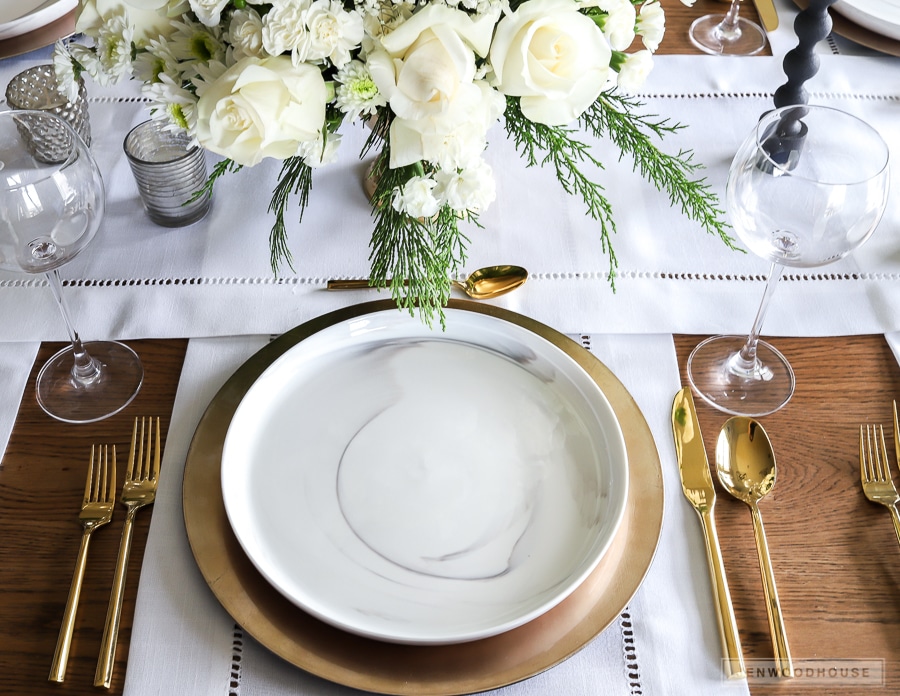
[0,109,143,423]
[688,105,890,417]
[689,0,767,56]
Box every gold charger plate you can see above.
[182,299,664,695]
[0,9,75,59]
[794,0,900,56]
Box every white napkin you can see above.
[0,342,39,463]
[123,333,750,696]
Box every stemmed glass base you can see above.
[687,335,795,417]
[36,340,143,424]
[689,14,767,56]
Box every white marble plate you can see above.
[0,0,76,40]
[834,0,900,40]
[221,308,629,645]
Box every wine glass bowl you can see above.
[0,110,143,423]
[688,105,890,417]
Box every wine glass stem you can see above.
[718,1,743,38]
[736,262,785,369]
[44,270,102,386]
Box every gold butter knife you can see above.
[753,0,779,32]
[672,388,745,679]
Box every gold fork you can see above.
[859,422,900,546]
[95,417,161,688]
[49,445,116,682]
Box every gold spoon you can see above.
[716,417,793,679]
[326,265,528,300]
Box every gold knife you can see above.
[672,388,746,679]
[753,0,779,32]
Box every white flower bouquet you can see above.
[56,0,734,321]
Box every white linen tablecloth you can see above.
[122,333,750,696]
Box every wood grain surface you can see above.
[675,335,900,695]
[0,339,188,695]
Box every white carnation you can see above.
[434,160,496,213]
[298,132,342,167]
[615,50,653,93]
[228,8,265,58]
[262,0,309,55]
[189,0,229,26]
[596,0,637,51]
[295,0,363,68]
[392,176,440,218]
[637,1,665,52]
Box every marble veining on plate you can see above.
[221,310,628,644]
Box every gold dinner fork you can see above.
[859,422,900,546]
[49,445,116,683]
[95,417,161,689]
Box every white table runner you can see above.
[0,51,898,342]
[122,333,750,696]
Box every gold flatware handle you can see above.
[327,279,382,290]
[48,530,93,682]
[94,508,138,688]
[698,507,746,679]
[889,505,900,547]
[750,505,793,677]
[752,0,779,31]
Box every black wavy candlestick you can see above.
[766,0,836,165]
[774,0,837,109]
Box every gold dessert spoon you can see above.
[716,417,793,679]
[326,265,528,300]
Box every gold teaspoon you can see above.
[716,417,793,679]
[326,265,528,300]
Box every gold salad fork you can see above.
[859,421,900,546]
[95,417,161,688]
[49,445,116,683]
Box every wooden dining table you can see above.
[3,1,899,695]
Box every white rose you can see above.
[388,80,505,169]
[76,0,177,44]
[616,50,653,93]
[195,56,327,167]
[367,5,497,121]
[490,0,612,126]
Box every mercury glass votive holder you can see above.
[5,64,91,162]
[124,120,211,227]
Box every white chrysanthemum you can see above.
[95,10,134,84]
[434,159,495,213]
[143,72,199,138]
[169,17,226,67]
[637,1,665,52]
[228,7,266,58]
[52,41,81,102]
[298,131,342,167]
[392,175,440,218]
[262,0,309,55]
[295,0,364,68]
[74,43,115,87]
[335,59,385,121]
[616,49,653,92]
[189,0,230,27]
[132,36,180,83]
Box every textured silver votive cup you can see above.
[5,65,91,163]
[124,120,211,227]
